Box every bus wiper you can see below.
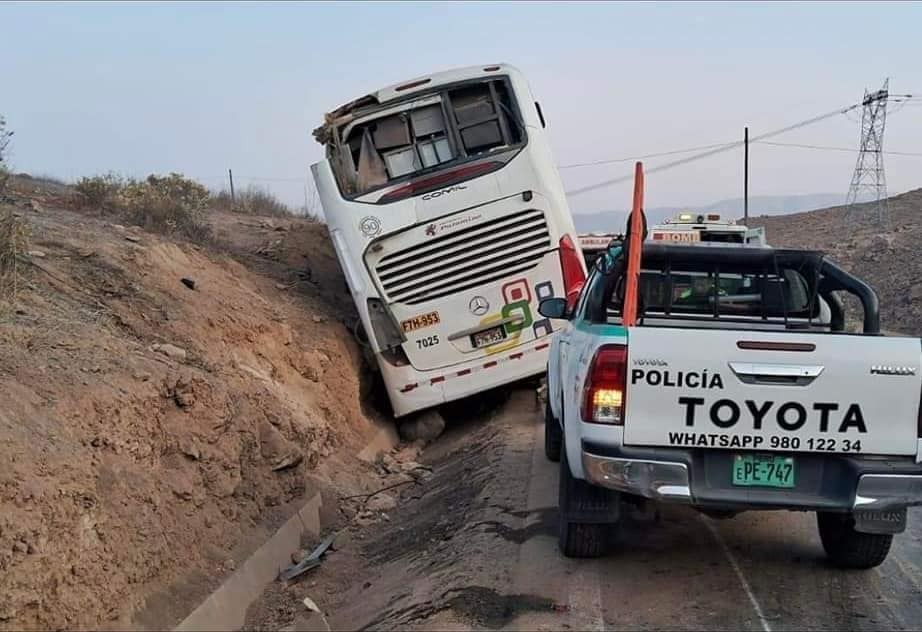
[499,102,525,138]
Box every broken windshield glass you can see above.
[326,78,525,197]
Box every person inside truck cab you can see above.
[677,276,717,301]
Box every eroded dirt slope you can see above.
[751,188,922,336]
[0,176,384,630]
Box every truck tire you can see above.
[817,512,893,569]
[558,448,616,558]
[544,399,562,462]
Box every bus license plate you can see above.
[732,454,795,488]
[471,326,506,348]
[401,311,440,333]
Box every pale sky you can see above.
[2,1,921,215]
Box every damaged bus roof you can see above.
[313,63,520,144]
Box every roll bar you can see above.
[818,258,880,334]
[591,244,882,335]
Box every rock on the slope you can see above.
[152,343,187,362]
[366,492,397,512]
[398,410,446,442]
[259,420,304,472]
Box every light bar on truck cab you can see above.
[581,344,628,424]
[377,160,504,204]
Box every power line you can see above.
[755,140,922,157]
[234,175,309,182]
[557,142,739,170]
[565,101,863,197]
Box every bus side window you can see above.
[535,101,546,128]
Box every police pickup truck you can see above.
[540,239,922,568]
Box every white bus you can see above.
[311,63,583,417]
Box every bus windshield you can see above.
[319,77,526,198]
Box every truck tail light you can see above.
[559,233,586,295]
[581,344,627,424]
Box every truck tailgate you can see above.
[624,327,921,456]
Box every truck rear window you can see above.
[635,269,814,318]
[601,263,820,323]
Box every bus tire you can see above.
[817,512,892,569]
[544,398,562,462]
[558,448,615,558]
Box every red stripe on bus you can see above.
[457,369,472,376]
[535,343,550,351]
[484,361,498,368]
[400,383,418,393]
[430,376,445,385]
[510,353,523,359]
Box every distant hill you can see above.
[573,193,850,233]
[750,188,922,337]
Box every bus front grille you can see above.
[374,208,551,305]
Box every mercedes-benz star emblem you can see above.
[469,296,490,316]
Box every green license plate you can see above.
[732,454,795,488]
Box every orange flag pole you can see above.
[622,162,644,327]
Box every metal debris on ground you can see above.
[278,532,337,582]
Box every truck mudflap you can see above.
[854,508,907,534]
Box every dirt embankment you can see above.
[751,188,922,336]
[0,176,386,630]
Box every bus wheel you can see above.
[544,399,562,462]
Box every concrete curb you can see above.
[175,423,398,631]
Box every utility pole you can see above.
[228,169,236,205]
[743,126,749,226]
[846,79,890,228]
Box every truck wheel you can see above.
[544,399,562,462]
[817,512,892,569]
[558,448,616,558]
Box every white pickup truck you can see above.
[540,240,922,568]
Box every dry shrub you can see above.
[0,206,28,301]
[73,173,126,211]
[119,174,211,242]
[212,186,293,217]
[73,172,212,242]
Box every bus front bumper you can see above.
[378,338,550,417]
